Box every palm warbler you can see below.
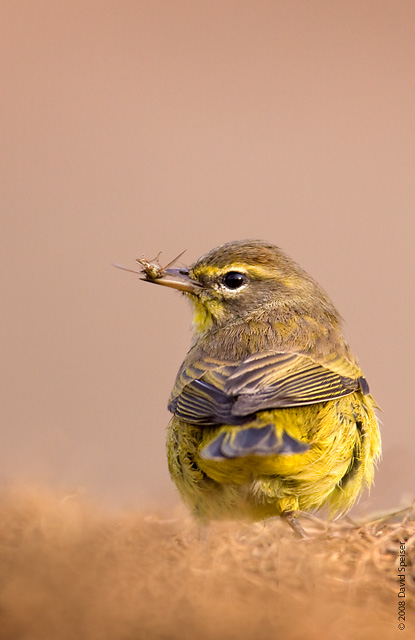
[136,240,381,528]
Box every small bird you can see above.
[134,240,381,532]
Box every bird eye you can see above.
[222,271,247,290]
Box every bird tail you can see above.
[200,423,309,461]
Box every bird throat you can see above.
[189,296,225,336]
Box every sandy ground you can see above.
[0,486,413,640]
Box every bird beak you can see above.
[142,268,203,294]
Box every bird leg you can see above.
[282,511,307,538]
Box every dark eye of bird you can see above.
[222,271,247,290]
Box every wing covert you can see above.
[168,349,369,426]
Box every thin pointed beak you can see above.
[142,268,203,294]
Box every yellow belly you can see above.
[166,393,380,521]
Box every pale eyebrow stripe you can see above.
[192,264,277,279]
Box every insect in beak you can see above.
[113,250,203,294]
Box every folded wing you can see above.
[169,350,369,427]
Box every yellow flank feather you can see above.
[137,240,381,526]
[167,393,380,520]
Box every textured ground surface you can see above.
[0,487,413,639]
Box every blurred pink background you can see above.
[1,0,414,513]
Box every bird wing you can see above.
[168,350,369,426]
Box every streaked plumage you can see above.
[139,240,381,524]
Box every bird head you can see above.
[139,240,340,336]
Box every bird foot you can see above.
[282,511,307,538]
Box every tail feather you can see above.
[200,424,309,461]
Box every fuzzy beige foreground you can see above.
[0,487,413,640]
